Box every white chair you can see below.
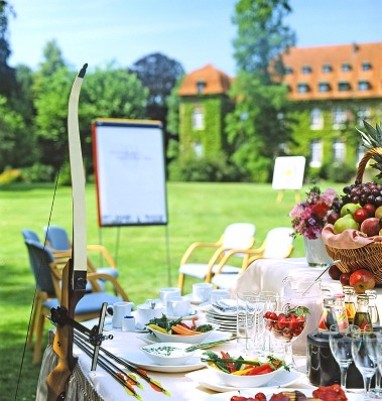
[177,223,256,293]
[212,227,294,289]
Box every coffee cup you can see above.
[135,302,164,329]
[166,296,191,317]
[159,287,181,305]
[192,283,213,303]
[107,301,135,329]
[211,289,231,303]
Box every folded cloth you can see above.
[322,224,382,249]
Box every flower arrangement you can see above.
[290,186,339,240]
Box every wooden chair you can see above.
[211,227,294,289]
[177,223,256,293]
[23,239,129,364]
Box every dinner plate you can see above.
[119,348,205,373]
[141,328,233,345]
[185,368,307,393]
[198,388,363,401]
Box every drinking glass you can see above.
[328,324,355,390]
[365,332,382,399]
[352,328,377,398]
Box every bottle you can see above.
[365,289,380,327]
[333,293,349,331]
[354,294,372,331]
[343,286,356,325]
[318,296,336,331]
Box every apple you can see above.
[333,214,359,234]
[328,264,342,280]
[349,269,376,293]
[360,217,382,237]
[364,203,377,217]
[375,205,382,219]
[353,208,369,224]
[340,272,351,286]
[340,203,362,217]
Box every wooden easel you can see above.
[276,189,301,204]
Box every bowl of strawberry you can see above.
[263,306,309,344]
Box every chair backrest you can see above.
[44,225,71,251]
[263,227,294,259]
[221,223,256,249]
[22,229,41,243]
[24,239,56,296]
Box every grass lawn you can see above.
[0,181,344,400]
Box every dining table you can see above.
[36,257,373,401]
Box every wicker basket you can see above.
[324,147,382,285]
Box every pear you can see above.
[340,202,362,217]
[334,214,359,234]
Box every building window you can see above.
[338,81,351,91]
[342,63,352,72]
[193,142,203,158]
[322,64,332,73]
[310,140,323,168]
[318,82,331,92]
[310,108,324,130]
[285,66,293,74]
[362,62,372,71]
[192,106,204,130]
[301,65,312,74]
[356,143,365,165]
[332,107,347,129]
[358,80,371,91]
[297,83,309,93]
[332,140,346,162]
[357,106,371,126]
[196,80,206,93]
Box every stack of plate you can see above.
[205,299,237,333]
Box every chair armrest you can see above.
[213,248,261,275]
[180,241,221,265]
[86,272,129,301]
[87,244,116,268]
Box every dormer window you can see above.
[322,64,332,73]
[362,62,372,71]
[338,81,351,91]
[297,83,310,93]
[301,65,312,74]
[358,80,371,91]
[196,80,206,93]
[342,63,352,72]
[285,66,293,74]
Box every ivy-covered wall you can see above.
[179,95,232,159]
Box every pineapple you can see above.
[357,120,382,178]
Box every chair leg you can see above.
[177,273,185,294]
[27,297,41,348]
[33,309,46,364]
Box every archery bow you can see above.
[46,63,88,401]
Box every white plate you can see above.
[198,388,362,401]
[141,329,233,345]
[119,348,205,373]
[186,368,307,392]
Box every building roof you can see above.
[283,42,382,100]
[178,64,232,96]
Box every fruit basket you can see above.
[323,143,382,285]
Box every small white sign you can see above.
[272,156,306,190]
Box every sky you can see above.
[7,0,382,77]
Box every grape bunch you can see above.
[342,181,382,207]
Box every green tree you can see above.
[227,0,296,182]
[0,0,17,98]
[166,78,183,163]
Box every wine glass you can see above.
[264,303,308,367]
[365,331,382,399]
[352,328,377,398]
[328,324,355,390]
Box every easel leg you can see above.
[276,190,284,203]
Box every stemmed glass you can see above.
[365,331,382,399]
[328,324,355,390]
[352,327,377,398]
